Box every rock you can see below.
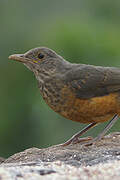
[0,132,120,179]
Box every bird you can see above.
[9,47,120,146]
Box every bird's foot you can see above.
[60,136,93,147]
[82,139,95,146]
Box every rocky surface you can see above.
[0,132,120,179]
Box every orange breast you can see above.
[59,86,120,123]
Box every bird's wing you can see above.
[65,64,120,99]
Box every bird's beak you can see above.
[9,54,27,63]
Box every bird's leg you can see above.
[60,122,98,146]
[85,114,119,146]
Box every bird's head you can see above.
[9,47,63,74]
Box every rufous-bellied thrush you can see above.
[9,47,120,146]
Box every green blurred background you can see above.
[1,0,120,157]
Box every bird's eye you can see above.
[38,53,44,59]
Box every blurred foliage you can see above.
[0,0,120,157]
